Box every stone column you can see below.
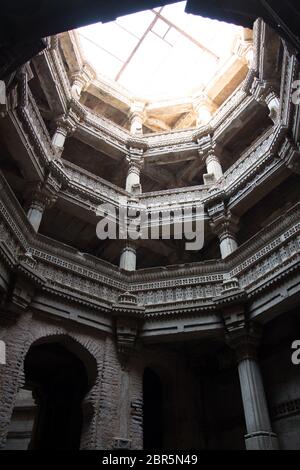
[228,324,279,450]
[26,187,55,232]
[252,81,280,124]
[203,145,223,183]
[265,90,280,123]
[27,199,46,232]
[210,210,239,259]
[71,64,95,100]
[129,102,145,135]
[126,150,143,194]
[119,241,137,272]
[0,80,7,118]
[52,117,75,154]
[194,95,213,126]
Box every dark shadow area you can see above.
[24,342,89,450]
[143,367,164,450]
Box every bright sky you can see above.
[77,1,241,100]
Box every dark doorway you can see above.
[143,368,164,450]
[24,342,89,450]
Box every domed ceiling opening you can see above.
[77,1,241,101]
[59,1,253,132]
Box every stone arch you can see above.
[1,317,105,450]
[22,332,99,449]
[26,333,98,391]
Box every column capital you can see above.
[210,208,239,242]
[120,240,137,256]
[126,136,148,153]
[52,113,77,154]
[232,31,253,67]
[126,152,144,171]
[71,63,96,99]
[25,181,58,212]
[54,114,77,136]
[198,138,222,161]
[126,147,144,174]
[226,320,263,362]
[251,79,280,108]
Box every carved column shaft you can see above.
[71,64,95,99]
[205,153,223,181]
[27,199,46,232]
[265,91,280,123]
[52,125,68,149]
[126,149,143,193]
[26,185,57,232]
[126,164,141,193]
[227,324,279,450]
[210,210,239,259]
[120,242,137,272]
[219,232,238,259]
[0,80,7,118]
[130,112,143,135]
[52,117,76,153]
[129,102,144,135]
[71,75,86,99]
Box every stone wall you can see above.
[0,309,144,450]
[261,310,300,450]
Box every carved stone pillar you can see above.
[52,116,76,153]
[129,102,145,135]
[226,321,279,450]
[126,148,143,193]
[71,64,95,99]
[265,90,280,123]
[203,145,223,183]
[194,95,214,126]
[119,241,137,272]
[0,80,7,118]
[26,186,56,232]
[210,206,239,259]
[252,80,280,124]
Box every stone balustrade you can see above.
[0,172,299,324]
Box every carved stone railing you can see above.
[79,106,128,153]
[0,172,299,320]
[36,37,261,160]
[8,83,292,224]
[141,185,210,210]
[222,126,275,187]
[69,121,286,215]
[16,87,56,170]
[7,38,296,222]
[9,81,292,225]
[63,160,129,208]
